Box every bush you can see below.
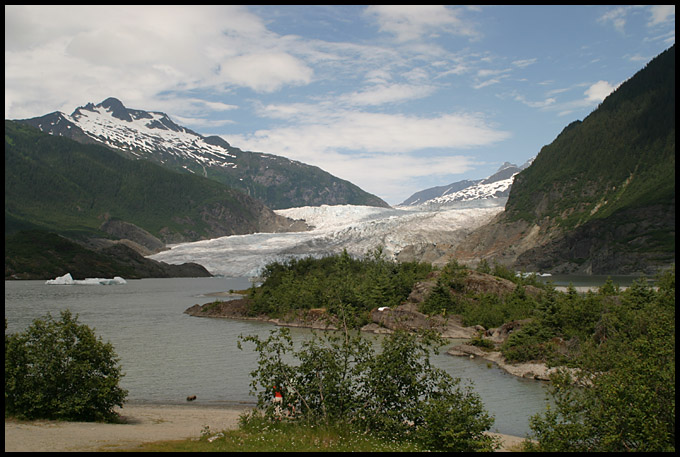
[248,249,433,325]
[525,268,675,452]
[238,326,498,452]
[5,310,127,422]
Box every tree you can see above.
[526,269,675,452]
[5,310,128,422]
[238,327,498,451]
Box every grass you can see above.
[123,419,425,452]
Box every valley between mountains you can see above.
[5,45,674,281]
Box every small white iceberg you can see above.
[45,273,127,285]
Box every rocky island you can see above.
[185,268,558,381]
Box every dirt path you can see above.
[5,403,530,452]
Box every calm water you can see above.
[5,277,549,437]
[538,274,653,287]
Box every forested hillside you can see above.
[18,97,389,210]
[506,45,674,228]
[456,45,675,275]
[5,120,304,243]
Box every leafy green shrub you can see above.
[501,320,556,363]
[527,270,675,451]
[468,331,495,351]
[416,378,498,452]
[238,327,498,451]
[5,310,127,422]
[248,249,432,323]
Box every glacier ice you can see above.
[148,203,504,278]
[45,273,127,285]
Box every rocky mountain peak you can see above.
[98,97,132,121]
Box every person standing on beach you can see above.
[273,386,283,420]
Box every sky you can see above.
[5,5,675,205]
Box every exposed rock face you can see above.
[395,243,457,268]
[485,318,533,344]
[185,298,254,319]
[513,203,676,275]
[462,270,543,298]
[98,243,211,278]
[154,194,310,245]
[99,219,166,253]
[451,213,546,269]
[365,303,477,339]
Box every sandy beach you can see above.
[5,403,529,452]
[4,403,249,452]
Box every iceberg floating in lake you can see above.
[45,273,127,285]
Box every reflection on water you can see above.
[5,277,549,437]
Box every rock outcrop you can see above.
[363,302,478,338]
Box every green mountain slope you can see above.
[5,120,304,243]
[455,45,675,275]
[173,137,390,210]
[17,98,389,210]
[5,230,211,280]
[506,45,675,228]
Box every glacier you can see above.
[148,203,504,278]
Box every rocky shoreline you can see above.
[185,296,557,382]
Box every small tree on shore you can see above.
[5,310,128,422]
[238,326,498,452]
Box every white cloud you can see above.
[598,6,631,33]
[364,5,479,42]
[513,93,557,109]
[217,52,313,93]
[4,5,309,118]
[473,78,504,90]
[584,80,618,103]
[552,80,620,116]
[238,108,509,155]
[339,83,437,107]
[648,5,675,26]
[512,58,537,68]
[225,106,509,201]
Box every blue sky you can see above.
[5,5,675,205]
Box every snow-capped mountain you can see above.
[18,98,388,209]
[398,159,534,208]
[70,98,239,170]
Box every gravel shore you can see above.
[4,403,249,452]
[5,403,530,452]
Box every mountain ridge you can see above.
[453,45,675,275]
[398,159,533,208]
[17,98,389,209]
[5,119,311,243]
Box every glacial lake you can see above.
[5,276,552,438]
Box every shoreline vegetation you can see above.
[6,251,673,451]
[185,294,559,382]
[179,255,674,451]
[186,252,664,382]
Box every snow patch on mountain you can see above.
[399,158,534,208]
[422,176,515,207]
[54,99,238,168]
